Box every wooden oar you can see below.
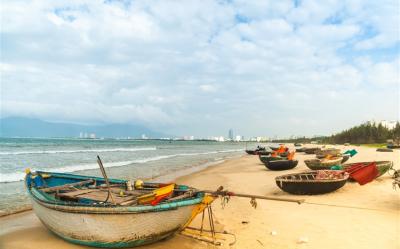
[97,155,116,204]
[204,186,304,204]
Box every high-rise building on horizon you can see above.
[228,129,234,140]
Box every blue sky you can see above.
[1,0,399,137]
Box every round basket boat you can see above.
[304,157,343,170]
[259,155,286,164]
[26,171,205,248]
[376,148,393,152]
[295,148,306,153]
[275,171,349,195]
[246,148,267,155]
[316,148,341,159]
[279,151,289,157]
[304,148,321,154]
[245,149,257,155]
[257,150,271,156]
[264,160,298,171]
[342,161,393,178]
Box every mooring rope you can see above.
[303,201,398,213]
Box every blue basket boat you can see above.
[25,170,205,248]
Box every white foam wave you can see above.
[0,147,157,155]
[0,148,244,183]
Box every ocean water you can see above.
[0,137,256,214]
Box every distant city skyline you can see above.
[1,1,398,137]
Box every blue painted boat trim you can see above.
[26,171,204,214]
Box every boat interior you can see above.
[27,171,196,206]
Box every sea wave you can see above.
[0,147,157,155]
[0,148,244,183]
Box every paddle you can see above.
[342,149,357,157]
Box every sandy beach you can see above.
[1,145,399,249]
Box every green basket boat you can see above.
[342,161,393,178]
[304,157,343,170]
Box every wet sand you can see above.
[1,145,399,249]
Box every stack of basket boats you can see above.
[304,156,343,170]
[259,152,298,171]
[273,145,394,195]
[315,148,341,158]
[245,146,270,155]
[259,145,299,171]
[303,148,356,170]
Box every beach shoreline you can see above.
[1,145,399,249]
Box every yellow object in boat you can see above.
[137,184,175,204]
[25,168,31,174]
[135,180,144,189]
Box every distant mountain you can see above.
[0,117,168,138]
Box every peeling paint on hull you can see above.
[30,199,196,248]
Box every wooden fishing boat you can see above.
[25,170,206,248]
[376,148,393,152]
[278,151,288,157]
[294,143,302,147]
[304,148,321,154]
[275,170,349,195]
[245,147,266,155]
[256,150,271,156]
[342,161,393,178]
[304,157,343,170]
[245,149,257,155]
[316,148,341,159]
[264,159,298,171]
[295,147,306,153]
[259,155,286,164]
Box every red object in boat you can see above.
[345,162,378,185]
[150,193,172,206]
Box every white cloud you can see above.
[0,0,399,137]
[199,84,218,93]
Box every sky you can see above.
[1,0,399,138]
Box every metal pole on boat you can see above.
[97,155,116,204]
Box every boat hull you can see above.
[304,148,321,154]
[30,198,195,248]
[275,179,347,195]
[315,149,341,159]
[304,158,343,170]
[264,160,298,171]
[275,171,348,195]
[342,161,393,179]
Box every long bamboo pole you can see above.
[204,189,304,204]
[97,155,116,204]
